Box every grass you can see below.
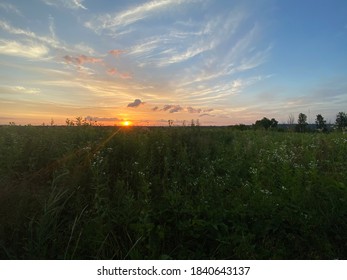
[0,125,346,259]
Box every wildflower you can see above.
[260,189,272,195]
[249,167,257,175]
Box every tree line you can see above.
[251,112,347,132]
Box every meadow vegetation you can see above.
[0,125,346,259]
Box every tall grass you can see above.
[0,126,346,259]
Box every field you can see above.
[0,125,346,259]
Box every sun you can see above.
[122,121,132,126]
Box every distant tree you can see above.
[287,113,295,131]
[315,114,327,132]
[75,116,83,126]
[190,119,195,127]
[335,112,347,131]
[255,117,278,130]
[66,118,74,126]
[288,114,295,125]
[168,120,173,127]
[296,113,308,132]
[196,119,200,127]
[232,124,249,131]
[270,118,278,128]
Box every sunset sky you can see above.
[0,0,346,126]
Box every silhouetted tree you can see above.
[335,112,347,131]
[75,116,83,126]
[270,118,278,128]
[255,117,278,130]
[288,114,295,125]
[296,113,308,132]
[315,114,327,132]
[66,118,74,126]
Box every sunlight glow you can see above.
[122,121,131,126]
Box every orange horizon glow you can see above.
[122,121,132,126]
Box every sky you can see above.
[0,0,346,126]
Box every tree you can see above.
[66,118,75,126]
[270,118,278,128]
[296,113,308,132]
[315,114,327,132]
[255,117,278,130]
[335,112,347,131]
[287,113,295,125]
[75,116,83,126]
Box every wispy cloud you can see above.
[124,8,251,70]
[152,105,211,114]
[48,14,56,39]
[41,0,87,10]
[199,113,215,118]
[85,0,197,35]
[108,49,126,56]
[0,19,97,55]
[119,72,132,79]
[63,54,103,65]
[85,116,119,122]
[107,67,118,76]
[0,2,22,16]
[0,39,49,59]
[9,86,41,95]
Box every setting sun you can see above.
[122,121,131,126]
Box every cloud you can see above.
[108,49,125,56]
[127,99,144,107]
[152,105,211,114]
[41,0,87,10]
[0,39,49,59]
[0,2,22,15]
[0,20,50,44]
[0,19,97,55]
[85,0,196,34]
[85,116,119,122]
[162,105,173,111]
[9,86,41,94]
[107,68,118,76]
[160,40,217,66]
[187,106,202,114]
[48,15,56,39]
[63,54,103,65]
[162,105,183,113]
[106,68,132,79]
[199,113,214,118]
[119,72,132,79]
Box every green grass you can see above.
[0,125,346,259]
